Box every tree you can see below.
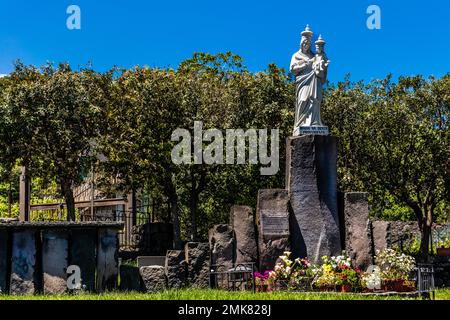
[323,75,450,259]
[99,53,294,245]
[1,63,109,221]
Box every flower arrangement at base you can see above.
[266,251,314,291]
[375,249,416,292]
[313,251,362,292]
[254,271,272,292]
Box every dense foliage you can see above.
[0,53,448,257]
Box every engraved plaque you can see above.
[260,209,289,236]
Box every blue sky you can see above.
[0,0,449,83]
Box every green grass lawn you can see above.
[1,288,449,300]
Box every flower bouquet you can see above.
[375,249,416,292]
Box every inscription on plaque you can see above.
[299,126,329,136]
[260,210,289,236]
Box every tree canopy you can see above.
[0,54,448,257]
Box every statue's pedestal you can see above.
[286,135,341,263]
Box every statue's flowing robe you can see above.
[290,51,324,130]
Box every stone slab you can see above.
[0,228,9,294]
[342,192,373,269]
[230,206,258,264]
[119,265,143,292]
[371,220,391,254]
[371,220,420,254]
[140,266,167,292]
[70,228,97,292]
[132,223,173,255]
[97,228,119,291]
[209,224,235,270]
[286,135,341,263]
[165,250,187,289]
[10,229,37,295]
[256,189,290,271]
[137,256,166,267]
[42,229,68,294]
[185,242,210,289]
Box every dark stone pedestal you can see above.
[286,135,341,263]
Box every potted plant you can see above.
[437,237,450,257]
[339,267,361,292]
[375,249,416,292]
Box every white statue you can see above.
[290,25,330,136]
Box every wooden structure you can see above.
[18,166,137,222]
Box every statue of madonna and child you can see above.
[290,25,330,136]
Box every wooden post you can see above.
[126,190,137,226]
[90,170,95,219]
[125,190,137,248]
[19,166,30,222]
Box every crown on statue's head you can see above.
[315,34,326,46]
[301,24,313,38]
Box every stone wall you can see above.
[0,221,123,294]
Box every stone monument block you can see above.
[97,228,119,291]
[42,229,68,294]
[370,221,422,255]
[341,192,373,269]
[119,265,143,292]
[209,224,235,270]
[371,220,390,253]
[140,266,167,292]
[10,229,38,295]
[286,135,341,263]
[165,250,187,289]
[185,242,210,288]
[137,256,166,267]
[70,228,97,292]
[256,189,290,271]
[0,228,9,294]
[230,205,258,264]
